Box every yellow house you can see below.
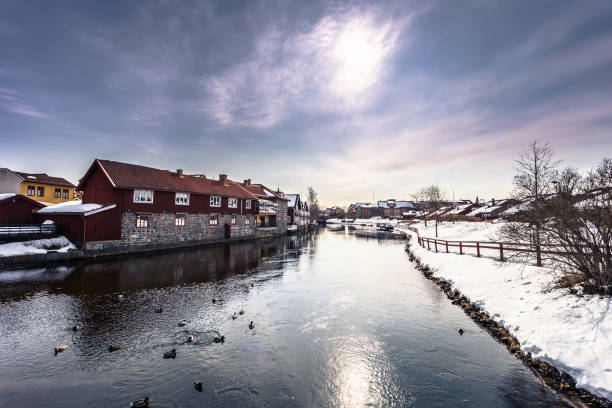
[15,171,76,204]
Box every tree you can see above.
[412,188,429,227]
[501,141,560,254]
[413,184,446,235]
[307,187,320,221]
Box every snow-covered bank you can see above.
[407,223,612,401]
[0,236,76,257]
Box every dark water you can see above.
[0,228,571,408]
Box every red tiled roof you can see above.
[15,172,75,188]
[81,159,258,199]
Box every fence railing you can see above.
[0,224,57,237]
[400,224,568,267]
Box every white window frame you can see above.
[136,215,149,228]
[175,192,190,206]
[228,197,238,208]
[245,199,251,209]
[209,215,218,225]
[175,213,186,227]
[133,189,154,203]
[231,216,237,225]
[210,195,221,207]
[246,218,250,225]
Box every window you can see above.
[228,197,237,208]
[175,213,186,227]
[63,189,69,199]
[54,188,61,198]
[37,186,45,197]
[231,216,237,225]
[245,199,251,209]
[210,196,221,207]
[246,218,250,225]
[26,185,35,196]
[133,189,153,203]
[136,215,149,228]
[175,192,190,205]
[209,215,218,225]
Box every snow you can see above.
[42,219,54,224]
[0,236,76,257]
[406,222,612,401]
[37,200,102,214]
[0,193,16,201]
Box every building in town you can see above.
[235,179,290,238]
[35,159,261,249]
[0,193,46,225]
[0,167,76,204]
[286,193,309,231]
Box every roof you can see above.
[234,181,290,201]
[377,200,415,209]
[37,200,116,216]
[15,172,75,188]
[78,159,258,200]
[0,193,46,208]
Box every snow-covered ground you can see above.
[405,221,612,401]
[0,236,76,257]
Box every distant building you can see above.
[0,193,46,225]
[0,168,76,204]
[286,193,309,230]
[377,199,415,218]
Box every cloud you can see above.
[200,8,409,128]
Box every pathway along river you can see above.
[0,228,572,407]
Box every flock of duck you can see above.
[53,295,256,407]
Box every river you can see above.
[0,228,571,407]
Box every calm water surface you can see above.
[0,229,571,407]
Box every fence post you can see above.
[499,243,504,262]
[536,245,542,267]
[459,242,463,255]
[476,242,480,257]
[427,240,430,250]
[446,241,449,253]
[435,240,438,252]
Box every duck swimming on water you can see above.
[458,328,464,335]
[187,335,195,343]
[154,308,163,313]
[249,321,255,329]
[108,345,121,352]
[239,310,245,315]
[232,313,238,320]
[178,320,187,327]
[163,349,177,359]
[54,345,67,354]
[194,380,203,392]
[213,335,225,343]
[130,397,150,407]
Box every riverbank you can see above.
[405,221,612,406]
[0,232,296,271]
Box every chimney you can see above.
[176,169,183,177]
[492,198,495,206]
[244,179,251,186]
[219,174,227,185]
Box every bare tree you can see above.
[307,187,320,221]
[412,188,429,227]
[501,141,561,254]
[425,185,445,237]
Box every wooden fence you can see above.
[403,224,569,267]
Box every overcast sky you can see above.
[1,0,611,206]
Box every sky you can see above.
[1,0,611,207]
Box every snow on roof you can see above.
[0,193,16,201]
[449,203,473,215]
[37,200,103,214]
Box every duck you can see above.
[108,345,121,352]
[130,397,150,407]
[232,313,238,320]
[163,349,177,359]
[212,298,223,303]
[54,345,67,354]
[187,335,195,343]
[154,308,163,313]
[72,325,79,331]
[239,309,245,315]
[458,328,464,335]
[249,321,255,329]
[178,320,187,327]
[194,380,203,392]
[213,335,225,343]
